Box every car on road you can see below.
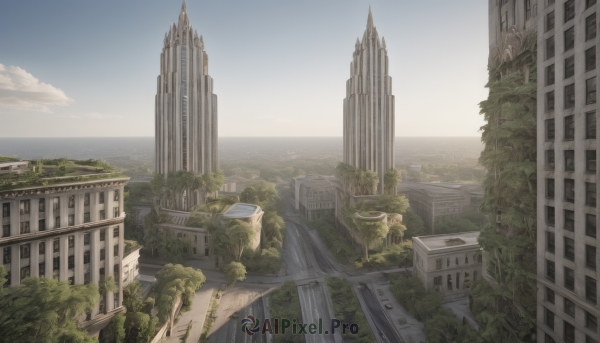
[384,303,393,309]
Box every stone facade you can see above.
[413,231,482,299]
[290,175,336,221]
[343,8,395,195]
[155,1,218,202]
[0,176,130,333]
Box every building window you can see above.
[99,210,105,220]
[586,182,597,207]
[100,229,105,241]
[2,203,9,218]
[38,219,45,231]
[587,112,597,139]
[68,235,74,248]
[193,247,197,254]
[39,199,45,212]
[39,242,45,255]
[547,150,555,170]
[114,190,120,202]
[587,311,598,333]
[53,257,59,271]
[564,321,575,343]
[546,119,555,140]
[588,336,599,343]
[587,276,598,303]
[587,151,597,173]
[447,274,452,291]
[53,239,59,253]
[84,251,90,264]
[588,214,597,237]
[588,0,597,9]
[20,266,29,281]
[547,231,555,253]
[547,206,555,226]
[68,255,74,269]
[525,0,532,19]
[564,266,575,291]
[565,0,575,22]
[84,233,90,245]
[113,227,119,238]
[547,36,555,59]
[19,200,30,215]
[565,56,575,79]
[546,10,555,32]
[547,259,555,282]
[465,255,469,264]
[113,207,119,218]
[546,334,556,343]
[564,297,575,317]
[3,247,10,264]
[100,249,105,261]
[588,77,597,104]
[39,262,45,277]
[564,237,575,260]
[501,13,508,31]
[68,196,74,208]
[83,212,90,223]
[587,47,597,71]
[587,245,597,270]
[565,210,575,231]
[68,214,74,226]
[565,27,575,51]
[565,151,575,171]
[99,192,104,204]
[20,221,30,234]
[546,287,555,304]
[546,91,555,111]
[20,244,30,259]
[52,197,59,211]
[2,224,9,237]
[436,259,442,270]
[54,216,60,229]
[565,179,575,202]
[547,178,555,198]
[205,248,209,256]
[546,307,555,330]
[114,244,118,256]
[84,272,90,285]
[565,84,575,108]
[587,13,597,41]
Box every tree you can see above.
[370,194,409,214]
[240,180,278,208]
[436,218,480,234]
[224,261,247,285]
[154,264,206,324]
[104,313,126,343]
[0,278,98,343]
[388,223,407,240]
[262,211,284,248]
[403,208,426,238]
[355,219,389,261]
[384,168,401,194]
[0,265,6,290]
[123,280,144,313]
[211,219,256,262]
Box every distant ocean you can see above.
[0,137,483,161]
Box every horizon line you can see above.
[0,135,482,139]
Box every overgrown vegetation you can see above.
[269,281,303,343]
[390,276,479,343]
[152,264,206,324]
[326,277,375,343]
[472,26,538,342]
[150,169,224,211]
[307,214,359,263]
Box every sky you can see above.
[0,0,489,138]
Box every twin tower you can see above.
[155,3,395,194]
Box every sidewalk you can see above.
[165,284,216,343]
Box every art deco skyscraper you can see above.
[155,1,218,177]
[343,8,395,195]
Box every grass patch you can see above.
[269,280,303,343]
[326,277,375,343]
[199,286,224,343]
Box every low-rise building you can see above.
[290,175,336,221]
[0,161,29,175]
[0,159,131,336]
[413,231,483,300]
[122,240,141,287]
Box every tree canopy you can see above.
[154,264,206,324]
[224,261,247,285]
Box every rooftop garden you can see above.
[124,240,141,256]
[0,158,127,191]
[0,156,20,163]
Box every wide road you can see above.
[359,288,401,343]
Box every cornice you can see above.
[0,178,130,199]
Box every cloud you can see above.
[60,112,123,119]
[0,64,73,112]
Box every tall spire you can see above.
[367,6,374,30]
[181,0,186,13]
[178,0,189,30]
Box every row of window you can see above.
[545,10,596,61]
[545,48,596,88]
[545,79,597,111]
[545,113,596,141]
[432,270,478,291]
[434,254,482,270]
[544,184,596,212]
[546,231,597,269]
[2,208,119,238]
[4,261,120,289]
[499,0,537,32]
[544,150,596,173]
[1,191,119,218]
[546,259,597,303]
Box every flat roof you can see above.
[222,203,261,218]
[414,231,480,251]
